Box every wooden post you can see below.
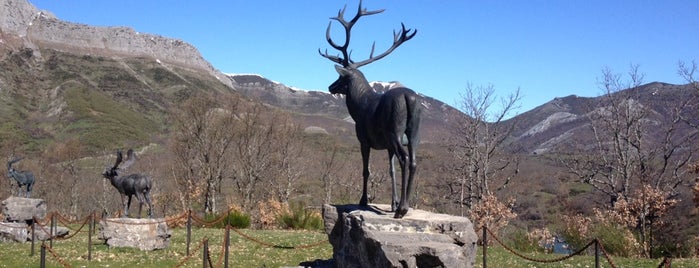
[482,226,487,268]
[186,210,192,256]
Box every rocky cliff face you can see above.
[0,0,233,88]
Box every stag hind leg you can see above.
[389,137,411,218]
[388,152,399,211]
[144,191,153,218]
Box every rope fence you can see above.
[9,209,329,268]
[480,225,673,268]
[6,209,678,267]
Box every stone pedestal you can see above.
[98,218,171,250]
[323,204,478,268]
[2,197,46,222]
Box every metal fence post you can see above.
[187,210,192,256]
[40,243,46,268]
[49,213,56,248]
[225,225,230,268]
[594,239,600,268]
[482,226,487,268]
[203,239,209,268]
[88,212,93,261]
[31,221,36,256]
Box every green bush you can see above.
[502,228,541,253]
[203,210,251,229]
[592,223,637,257]
[278,202,323,230]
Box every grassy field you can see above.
[1,226,697,268]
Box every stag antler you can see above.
[318,0,417,68]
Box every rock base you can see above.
[2,197,46,222]
[323,204,478,268]
[0,222,28,242]
[99,218,171,250]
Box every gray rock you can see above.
[98,218,171,250]
[323,204,478,268]
[2,196,47,222]
[31,224,70,241]
[0,222,28,242]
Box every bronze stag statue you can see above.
[319,1,421,218]
[102,149,153,218]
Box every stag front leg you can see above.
[388,152,398,211]
[123,194,132,218]
[359,144,371,206]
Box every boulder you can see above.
[31,224,70,241]
[2,197,47,222]
[98,218,171,250]
[323,204,478,268]
[0,222,28,242]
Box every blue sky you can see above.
[28,0,699,113]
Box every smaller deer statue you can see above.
[102,149,153,218]
[6,157,35,198]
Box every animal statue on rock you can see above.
[102,149,153,218]
[6,157,35,198]
[319,1,421,218]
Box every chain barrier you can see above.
[485,226,595,263]
[188,207,239,227]
[42,242,72,268]
[174,237,208,268]
[228,225,329,249]
[595,238,618,268]
[213,226,229,268]
[656,256,672,268]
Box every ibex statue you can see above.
[6,157,35,198]
[102,149,153,218]
[319,1,421,218]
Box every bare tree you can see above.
[563,65,698,257]
[565,66,695,206]
[44,139,84,218]
[269,114,306,203]
[230,103,281,210]
[447,83,521,215]
[170,93,239,214]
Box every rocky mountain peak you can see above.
[0,0,233,88]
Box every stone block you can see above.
[31,224,70,241]
[0,222,28,242]
[98,218,171,250]
[323,204,478,268]
[2,196,47,222]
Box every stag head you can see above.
[319,1,417,93]
[103,149,136,179]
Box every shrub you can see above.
[278,202,323,230]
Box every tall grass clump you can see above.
[278,201,323,230]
